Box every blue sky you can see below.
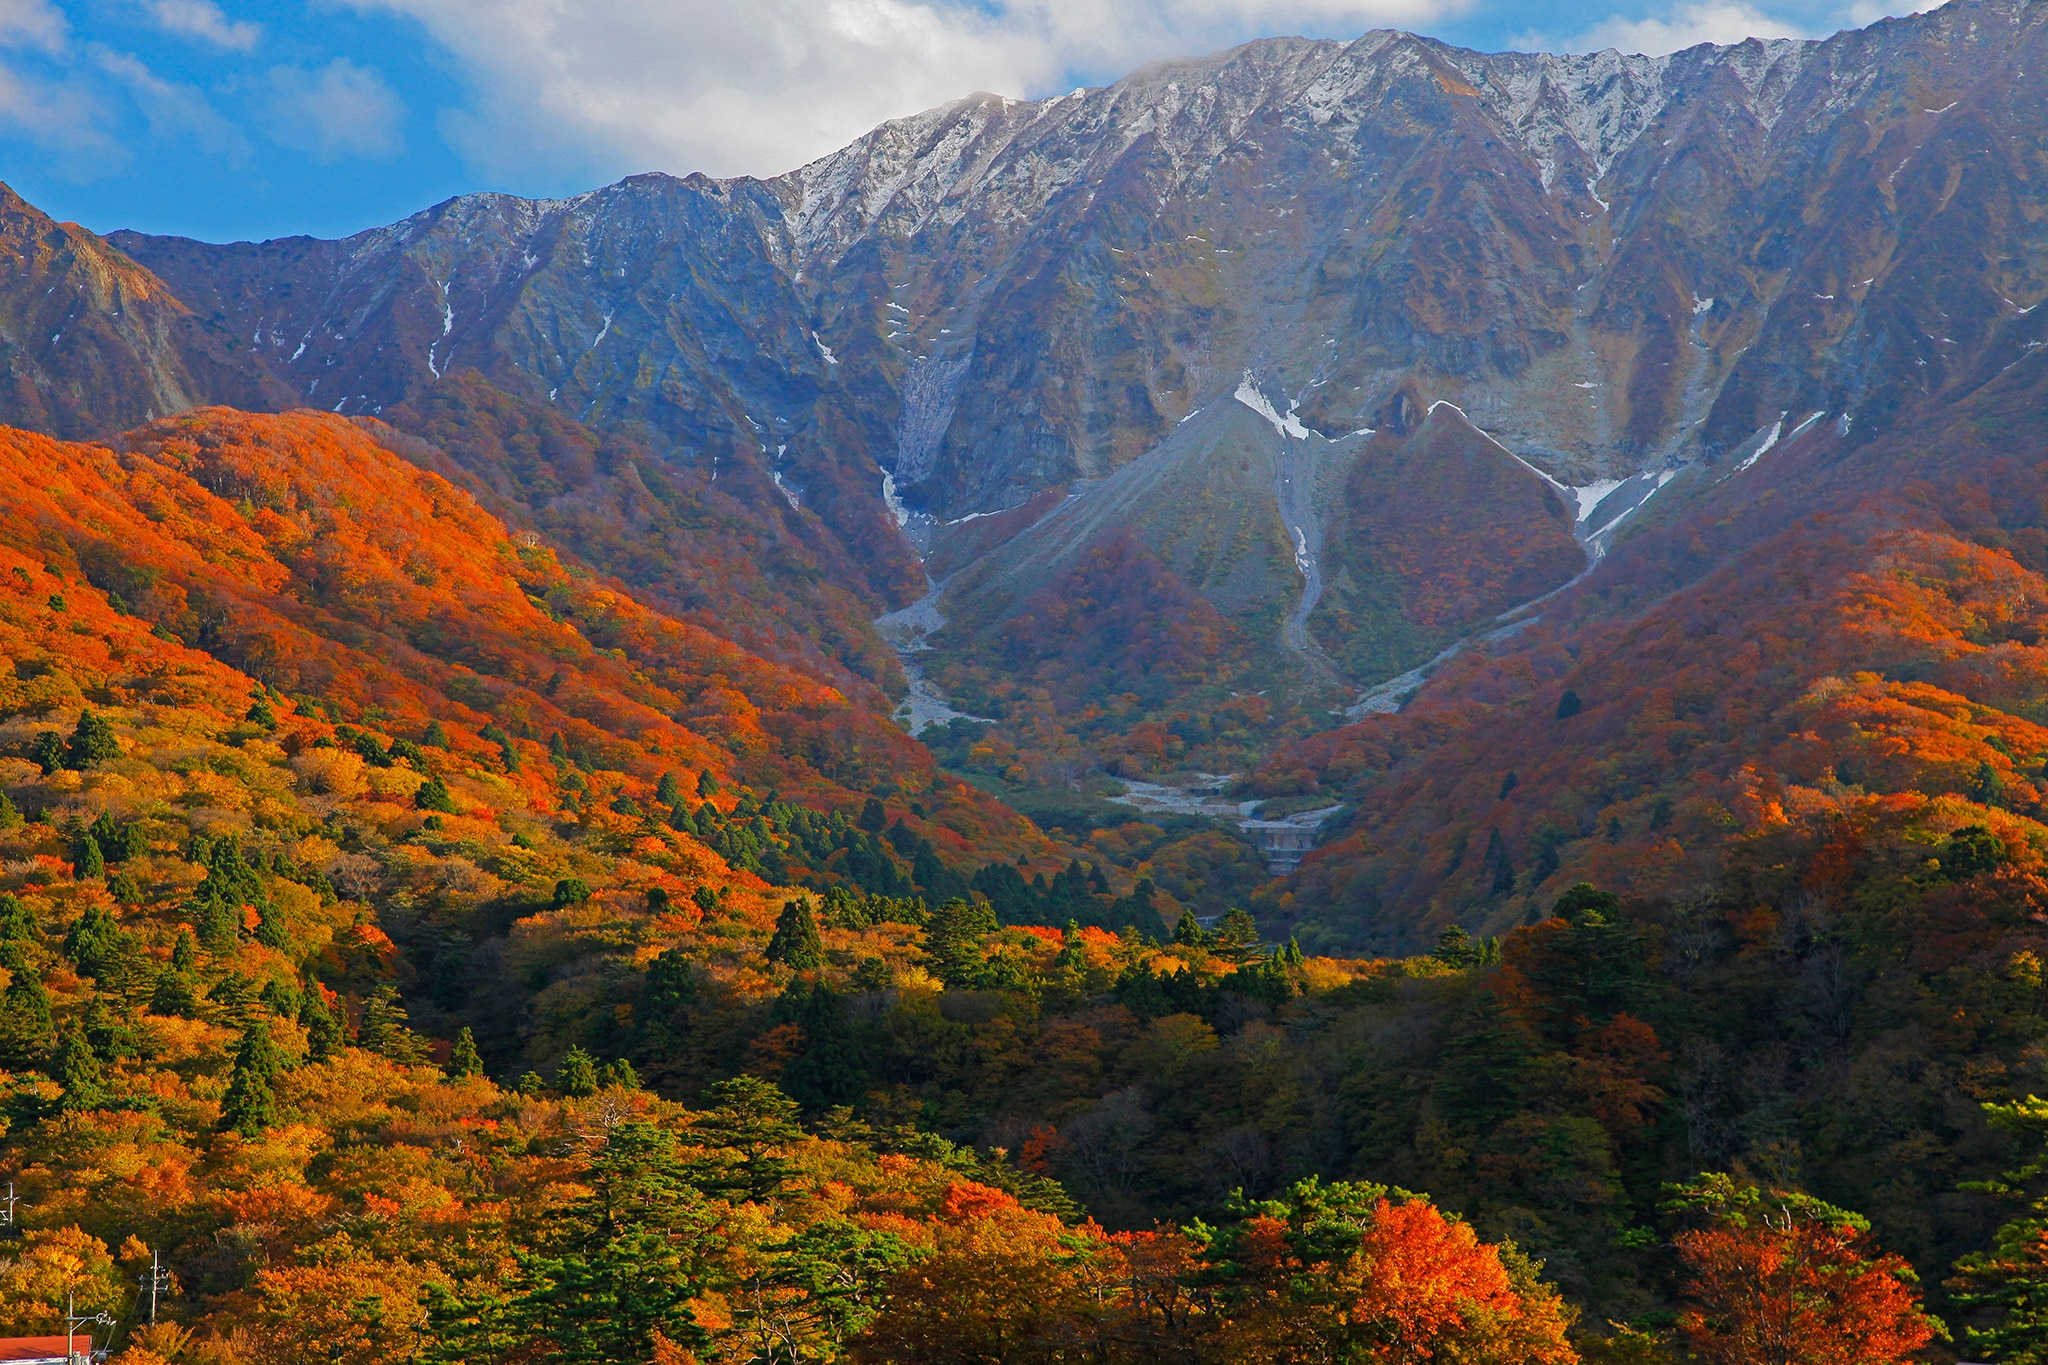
[2,0,1940,243]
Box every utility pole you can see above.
[138,1248,171,1324]
[64,1290,112,1365]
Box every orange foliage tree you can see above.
[1663,1175,1939,1365]
[1191,1177,1578,1365]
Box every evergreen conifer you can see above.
[764,898,825,970]
[65,709,120,768]
[557,1046,599,1097]
[299,989,344,1062]
[449,1026,484,1078]
[53,1028,106,1110]
[924,897,997,986]
[0,968,52,1068]
[360,985,427,1062]
[220,1022,285,1136]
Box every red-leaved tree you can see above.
[1665,1174,1938,1365]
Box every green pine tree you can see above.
[924,897,997,987]
[65,709,120,769]
[416,775,458,813]
[0,893,31,941]
[220,1021,286,1137]
[170,929,199,974]
[0,793,20,830]
[359,985,428,1063]
[188,837,266,953]
[78,834,105,879]
[688,1076,804,1203]
[764,898,825,970]
[53,1028,107,1110]
[1214,907,1261,962]
[151,971,201,1019]
[557,1046,599,1097]
[259,977,302,1020]
[423,719,450,748]
[1173,909,1208,947]
[254,902,290,950]
[598,1057,639,1091]
[29,730,63,774]
[655,771,684,807]
[1431,924,1482,969]
[427,1122,719,1364]
[298,989,344,1062]
[64,904,125,977]
[0,969,53,1069]
[449,1026,484,1079]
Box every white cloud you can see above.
[0,65,112,163]
[0,0,67,50]
[345,0,1468,183]
[95,47,251,158]
[1840,0,1943,25]
[1543,2,1812,54]
[0,0,119,170]
[259,57,404,160]
[145,0,262,51]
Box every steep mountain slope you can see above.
[0,186,290,438]
[1252,350,2048,950]
[0,409,1039,869]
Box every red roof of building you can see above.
[0,1338,82,1363]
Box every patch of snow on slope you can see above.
[880,470,911,528]
[812,332,839,364]
[1570,479,1624,523]
[1235,372,1309,439]
[1589,470,1679,541]
[771,470,800,509]
[1737,413,1787,472]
